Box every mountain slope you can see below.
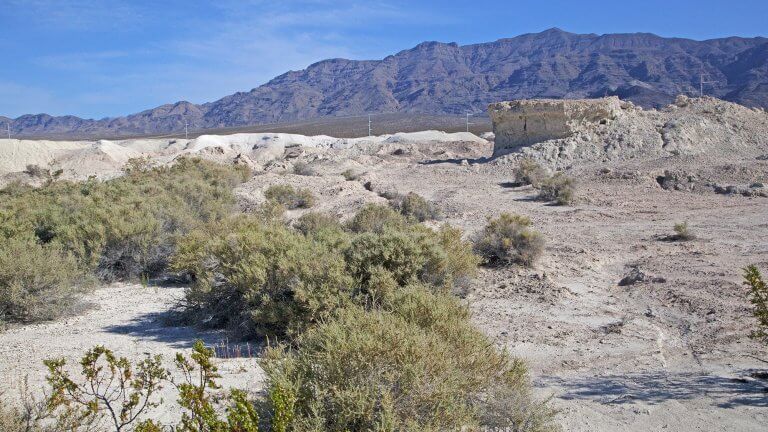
[5,28,768,138]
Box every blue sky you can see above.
[0,0,765,119]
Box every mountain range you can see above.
[3,28,767,138]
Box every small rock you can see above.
[619,267,647,286]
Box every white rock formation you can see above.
[488,97,622,155]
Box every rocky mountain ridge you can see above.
[4,28,767,138]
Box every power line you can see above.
[699,72,716,97]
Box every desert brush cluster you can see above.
[0,157,559,432]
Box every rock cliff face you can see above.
[488,97,622,155]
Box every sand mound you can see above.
[0,139,90,174]
[0,130,489,185]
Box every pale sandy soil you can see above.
[0,284,264,425]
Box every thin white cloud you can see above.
[3,0,144,30]
[4,0,443,118]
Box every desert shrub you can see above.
[536,172,576,205]
[261,286,554,432]
[0,157,250,282]
[172,217,354,338]
[292,161,316,176]
[340,168,360,181]
[474,213,545,267]
[345,231,426,287]
[174,341,260,432]
[673,221,696,241]
[263,185,315,209]
[435,224,481,288]
[254,199,286,222]
[744,265,768,344]
[24,164,50,179]
[514,158,548,187]
[45,346,167,432]
[174,206,478,337]
[390,192,440,222]
[345,203,407,233]
[293,212,343,236]
[0,238,84,325]
[34,340,259,432]
[345,223,478,292]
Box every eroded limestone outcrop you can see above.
[488,97,622,156]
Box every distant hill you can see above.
[3,28,767,139]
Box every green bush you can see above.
[263,185,315,209]
[0,157,250,282]
[174,206,478,337]
[514,158,548,187]
[0,238,84,325]
[261,286,555,432]
[673,221,695,241]
[10,340,260,432]
[474,213,545,267]
[345,224,478,292]
[391,192,440,222]
[172,217,354,338]
[340,168,360,181]
[536,172,576,206]
[744,265,768,344]
[292,161,316,176]
[293,212,343,236]
[345,203,407,233]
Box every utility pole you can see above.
[699,73,716,97]
[465,113,472,133]
[6,122,9,140]
[184,120,189,140]
[368,114,372,137]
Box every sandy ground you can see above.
[1,113,768,429]
[0,284,264,425]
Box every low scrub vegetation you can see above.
[2,341,262,432]
[0,238,84,325]
[512,159,576,205]
[263,286,555,431]
[263,185,315,209]
[536,172,576,205]
[389,191,440,222]
[514,157,549,187]
[345,203,407,233]
[0,157,250,326]
[340,168,360,181]
[172,205,478,338]
[166,202,558,429]
[672,221,696,241]
[291,161,316,176]
[2,158,557,429]
[474,213,545,266]
[744,265,768,344]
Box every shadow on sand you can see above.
[103,307,225,350]
[539,371,768,408]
